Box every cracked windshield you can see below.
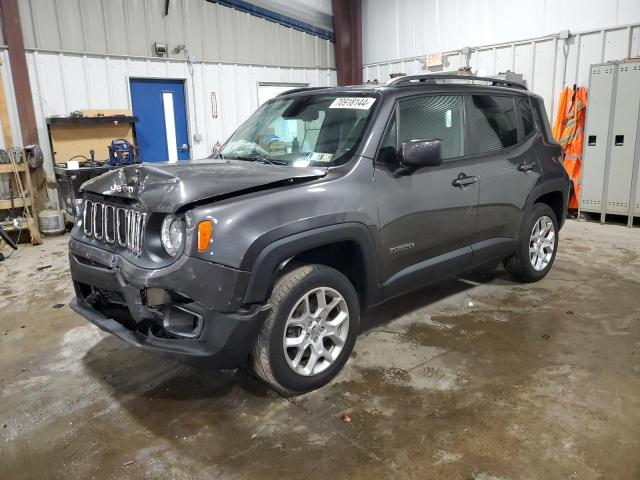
[219,95,377,167]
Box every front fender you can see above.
[242,222,380,308]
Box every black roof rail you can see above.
[276,86,333,97]
[385,74,527,90]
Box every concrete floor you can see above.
[0,220,639,479]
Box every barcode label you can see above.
[329,97,376,110]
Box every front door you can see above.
[130,78,190,162]
[374,94,479,299]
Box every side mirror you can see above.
[397,139,442,173]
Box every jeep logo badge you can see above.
[110,184,134,194]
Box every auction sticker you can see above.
[308,152,334,162]
[329,97,376,110]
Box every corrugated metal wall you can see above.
[0,0,337,201]
[364,23,640,123]
[25,51,336,168]
[19,0,335,68]
[362,0,640,65]
[0,50,23,149]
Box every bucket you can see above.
[38,209,66,235]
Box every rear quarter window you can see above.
[468,95,518,154]
[518,98,536,138]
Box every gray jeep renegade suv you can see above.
[69,74,569,394]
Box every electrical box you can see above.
[580,60,640,227]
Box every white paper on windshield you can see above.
[308,152,334,162]
[329,97,376,110]
[293,159,311,167]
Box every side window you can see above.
[518,98,536,137]
[398,95,464,159]
[377,116,397,164]
[468,95,518,154]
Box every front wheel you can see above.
[503,203,559,282]
[251,264,360,395]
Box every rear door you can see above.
[469,94,542,263]
[374,93,480,298]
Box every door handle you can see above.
[179,143,189,151]
[452,173,478,187]
[518,161,536,172]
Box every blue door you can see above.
[130,78,190,162]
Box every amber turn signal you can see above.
[197,220,213,252]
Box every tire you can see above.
[503,203,559,282]
[251,264,360,395]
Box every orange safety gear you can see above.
[552,86,588,209]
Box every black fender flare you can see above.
[525,176,570,229]
[242,222,380,307]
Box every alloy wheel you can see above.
[529,215,555,271]
[282,287,349,376]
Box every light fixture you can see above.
[154,42,168,57]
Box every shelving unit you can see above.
[0,155,40,240]
[46,112,138,165]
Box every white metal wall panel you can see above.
[57,0,85,51]
[531,40,555,99]
[22,50,336,180]
[17,0,335,69]
[80,0,109,55]
[127,0,151,57]
[364,23,640,124]
[577,33,605,86]
[363,0,640,65]
[604,28,632,61]
[495,47,512,75]
[0,51,23,149]
[103,0,131,56]
[27,0,61,50]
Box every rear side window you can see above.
[518,98,536,137]
[397,95,464,159]
[468,95,518,154]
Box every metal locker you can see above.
[635,138,640,220]
[579,59,640,227]
[630,67,640,225]
[580,64,616,215]
[604,62,640,220]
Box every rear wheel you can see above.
[251,264,359,395]
[503,203,558,282]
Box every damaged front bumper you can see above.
[68,238,269,367]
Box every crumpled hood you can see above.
[80,159,328,212]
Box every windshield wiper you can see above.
[230,155,287,166]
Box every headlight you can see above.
[161,214,184,257]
